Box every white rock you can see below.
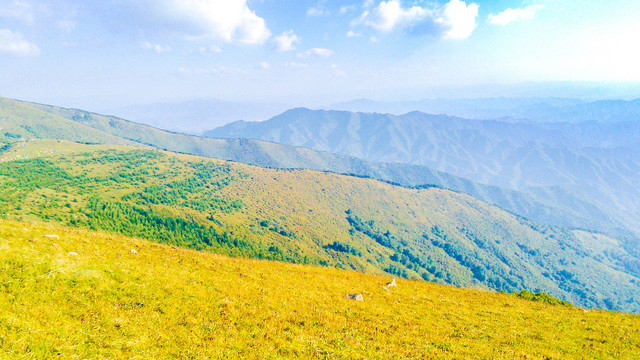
[130,249,138,255]
[68,252,79,256]
[344,293,364,301]
[43,234,59,239]
[387,279,397,287]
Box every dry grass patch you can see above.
[1,220,639,359]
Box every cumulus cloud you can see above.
[163,0,270,44]
[352,0,430,32]
[0,29,40,56]
[441,0,478,39]
[298,48,334,58]
[274,30,299,51]
[488,5,545,26]
[352,0,478,39]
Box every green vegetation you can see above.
[1,140,639,312]
[1,220,639,359]
[0,95,627,239]
[514,290,572,306]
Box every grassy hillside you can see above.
[0,96,625,237]
[1,220,639,359]
[0,98,138,146]
[1,140,639,312]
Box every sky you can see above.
[1,0,640,110]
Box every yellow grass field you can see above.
[1,220,639,359]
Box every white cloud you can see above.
[0,1,36,25]
[164,0,270,44]
[441,0,478,39]
[0,29,40,56]
[307,0,329,16]
[347,30,361,37]
[274,30,299,51]
[307,7,328,16]
[298,48,334,58]
[363,0,376,9]
[259,61,270,69]
[352,0,478,39]
[488,5,545,26]
[142,41,171,53]
[353,0,430,32]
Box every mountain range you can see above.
[327,97,640,123]
[0,97,628,237]
[206,108,640,236]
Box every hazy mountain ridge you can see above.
[106,99,291,133]
[1,97,626,235]
[206,108,640,235]
[326,97,640,123]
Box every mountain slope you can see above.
[0,97,624,236]
[3,220,639,358]
[205,108,640,234]
[0,97,138,146]
[1,140,639,311]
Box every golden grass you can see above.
[1,220,639,359]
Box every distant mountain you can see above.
[0,97,625,236]
[327,97,640,123]
[205,108,640,235]
[107,99,292,133]
[327,97,583,120]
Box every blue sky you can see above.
[1,0,639,109]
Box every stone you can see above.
[344,293,364,301]
[130,249,138,255]
[43,234,59,239]
[68,251,79,256]
[387,279,396,287]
